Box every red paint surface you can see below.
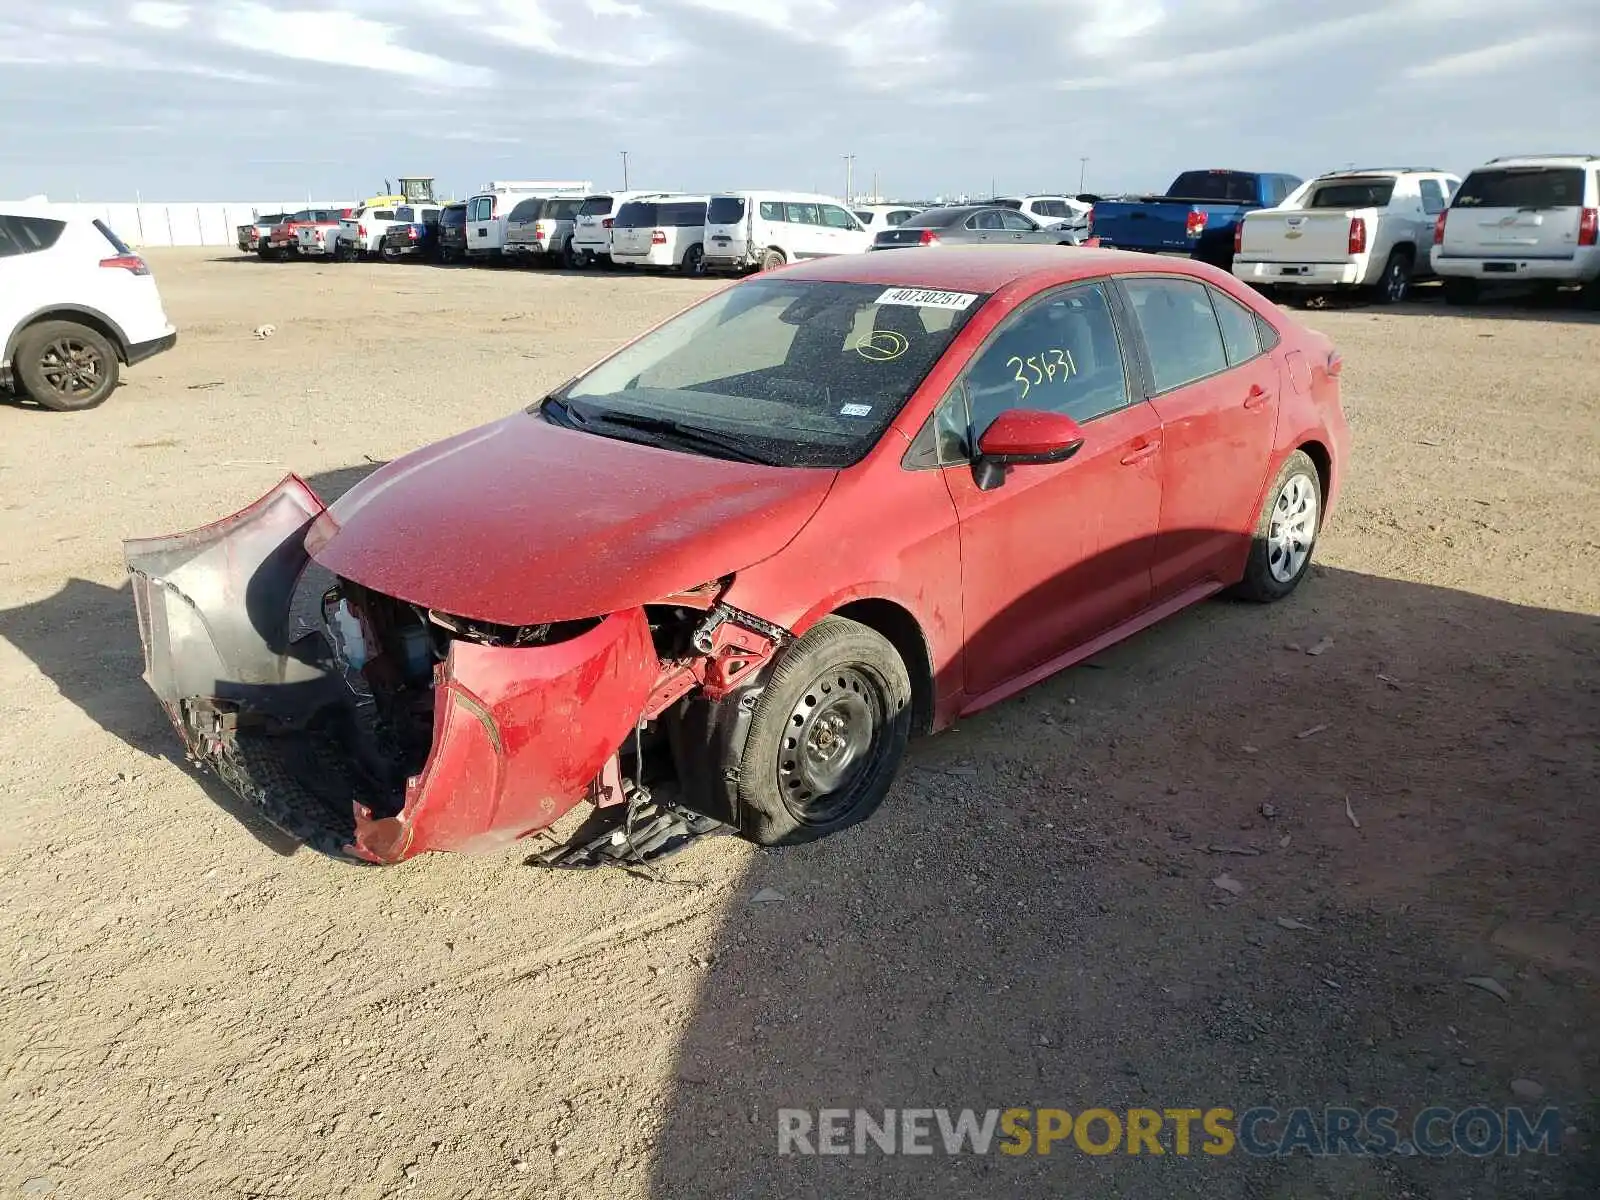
[975,409,1086,459]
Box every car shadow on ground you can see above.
[1272,282,1600,324]
[0,461,386,858]
[641,563,1599,1199]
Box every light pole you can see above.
[1078,157,1088,193]
[842,154,855,203]
[620,150,629,189]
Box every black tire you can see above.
[1373,249,1413,304]
[1581,277,1600,311]
[1442,278,1479,306]
[681,243,705,275]
[758,247,786,272]
[258,246,279,262]
[734,617,912,846]
[14,320,120,412]
[561,239,578,269]
[1235,450,1322,602]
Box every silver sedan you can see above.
[869,205,1084,250]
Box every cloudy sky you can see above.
[1,0,1596,203]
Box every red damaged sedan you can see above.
[124,247,1347,865]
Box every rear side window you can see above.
[707,197,746,224]
[786,202,821,225]
[759,201,783,221]
[999,211,1036,231]
[1035,200,1069,218]
[0,214,67,257]
[1418,179,1448,215]
[543,198,583,221]
[660,201,706,226]
[1453,168,1584,208]
[1122,277,1229,392]
[93,219,133,256]
[1307,180,1396,209]
[578,195,614,217]
[1209,288,1262,365]
[1168,171,1261,202]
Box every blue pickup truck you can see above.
[1088,170,1302,268]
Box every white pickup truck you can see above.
[302,205,399,260]
[1232,168,1461,303]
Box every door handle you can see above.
[1243,384,1269,409]
[1120,437,1161,466]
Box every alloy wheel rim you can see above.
[777,666,883,822]
[1386,262,1408,302]
[1267,472,1319,583]
[40,339,103,398]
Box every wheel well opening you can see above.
[1298,439,1332,505]
[18,311,128,363]
[833,599,934,735]
[1390,242,1416,262]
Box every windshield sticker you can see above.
[840,403,873,417]
[876,287,978,311]
[854,330,909,362]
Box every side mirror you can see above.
[971,409,1085,490]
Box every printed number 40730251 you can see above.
[1005,348,1078,401]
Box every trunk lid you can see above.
[1442,167,1588,261]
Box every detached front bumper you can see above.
[124,476,662,863]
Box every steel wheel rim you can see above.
[1267,471,1319,583]
[39,338,104,398]
[777,665,885,823]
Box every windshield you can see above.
[1453,167,1585,209]
[707,196,746,224]
[542,279,987,469]
[1168,171,1260,202]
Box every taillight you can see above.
[357,224,367,238]
[490,198,499,219]
[534,221,549,234]
[408,227,419,240]
[1580,208,1599,247]
[1347,217,1367,255]
[918,229,940,245]
[651,229,667,245]
[1085,207,1094,234]
[1233,222,1243,255]
[1433,211,1448,245]
[1186,209,1208,238]
[99,254,150,276]
[602,217,614,229]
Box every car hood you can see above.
[309,413,837,626]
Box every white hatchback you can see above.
[1,205,176,411]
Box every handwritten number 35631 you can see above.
[1005,349,1077,401]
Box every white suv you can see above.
[1432,154,1600,304]
[1,206,177,411]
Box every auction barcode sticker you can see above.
[876,287,978,311]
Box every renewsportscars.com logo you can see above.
[777,1106,1566,1158]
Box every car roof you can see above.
[773,244,1208,293]
[712,190,846,202]
[1477,155,1599,169]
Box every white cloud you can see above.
[212,2,493,85]
[129,2,191,29]
[1404,30,1582,81]
[479,0,680,67]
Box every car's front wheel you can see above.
[734,617,912,846]
[14,320,120,411]
[1236,450,1322,601]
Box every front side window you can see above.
[1121,277,1228,392]
[999,211,1037,231]
[469,197,491,222]
[547,279,986,469]
[821,205,858,230]
[963,282,1131,435]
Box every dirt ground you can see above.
[2,249,1597,1200]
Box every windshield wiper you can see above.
[584,409,775,465]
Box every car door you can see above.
[783,201,825,257]
[969,209,1005,245]
[1118,276,1280,599]
[820,203,869,254]
[936,281,1164,698]
[999,210,1048,242]
[466,195,494,250]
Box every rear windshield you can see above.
[259,213,285,224]
[1168,171,1261,202]
[993,199,1023,209]
[902,208,962,229]
[507,198,544,221]
[614,201,658,228]
[707,197,746,224]
[1307,179,1396,209]
[539,197,584,221]
[1453,167,1586,209]
[549,279,988,470]
[578,195,614,216]
[659,201,707,227]
[441,205,466,227]
[395,206,414,221]
[94,219,134,255]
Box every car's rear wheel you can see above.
[681,243,705,275]
[1374,249,1412,304]
[759,248,786,272]
[1235,450,1321,601]
[14,321,120,412]
[1443,278,1479,306]
[734,616,912,846]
